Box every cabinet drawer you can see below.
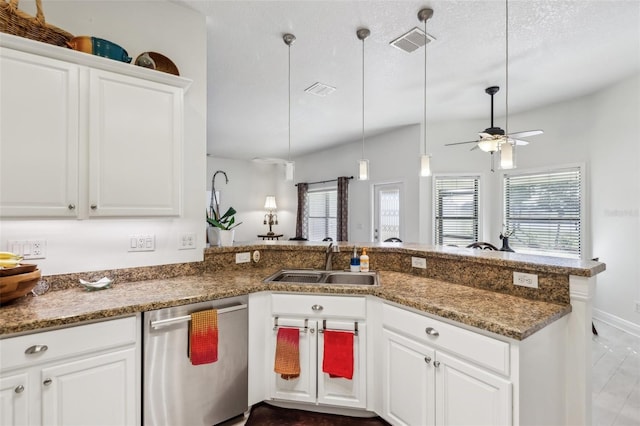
[0,316,137,372]
[383,304,510,375]
[271,294,366,319]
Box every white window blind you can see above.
[434,176,479,246]
[307,189,337,241]
[503,167,581,258]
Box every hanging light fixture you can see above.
[357,28,370,181]
[500,0,515,170]
[418,8,434,177]
[283,33,296,181]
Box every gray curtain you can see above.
[337,176,349,241]
[295,183,309,239]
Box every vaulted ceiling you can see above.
[182,0,640,160]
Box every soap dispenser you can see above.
[350,247,360,272]
[360,248,370,272]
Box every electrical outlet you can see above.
[236,252,251,263]
[513,271,538,288]
[7,239,47,260]
[128,234,155,252]
[252,250,261,263]
[411,256,427,269]
[178,233,196,250]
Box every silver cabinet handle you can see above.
[424,356,432,364]
[310,329,315,334]
[425,327,439,337]
[311,304,323,311]
[90,204,97,210]
[15,385,24,394]
[43,378,52,386]
[433,361,441,368]
[25,345,48,355]
[68,204,75,210]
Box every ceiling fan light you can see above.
[358,159,369,181]
[285,161,295,181]
[478,139,499,153]
[500,141,515,169]
[420,155,431,177]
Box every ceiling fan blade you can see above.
[512,139,530,146]
[507,129,543,138]
[478,132,495,139]
[470,145,479,151]
[445,140,480,147]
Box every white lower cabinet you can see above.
[0,316,140,426]
[249,293,367,410]
[381,304,512,426]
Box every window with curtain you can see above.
[503,167,582,258]
[434,176,480,246]
[307,189,337,241]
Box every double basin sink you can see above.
[264,269,379,286]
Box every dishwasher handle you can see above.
[150,303,247,330]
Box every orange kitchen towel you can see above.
[274,327,300,380]
[189,309,218,365]
[322,330,354,380]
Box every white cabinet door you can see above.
[381,329,435,426]
[40,347,137,426]
[317,321,367,408]
[0,371,30,426]
[435,351,512,426]
[88,69,182,217]
[270,318,317,404]
[0,48,79,217]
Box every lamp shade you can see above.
[285,161,295,181]
[478,139,500,153]
[264,196,277,210]
[358,159,369,181]
[500,141,515,169]
[420,154,431,177]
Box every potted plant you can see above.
[207,207,242,247]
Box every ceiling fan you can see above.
[445,86,543,170]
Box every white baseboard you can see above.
[593,308,640,338]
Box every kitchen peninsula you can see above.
[0,242,604,426]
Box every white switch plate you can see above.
[236,252,251,263]
[178,233,196,250]
[7,239,47,260]
[128,234,155,252]
[513,271,538,288]
[411,256,427,269]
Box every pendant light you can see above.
[500,0,515,170]
[357,28,370,181]
[283,33,296,181]
[418,8,434,177]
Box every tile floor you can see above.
[226,320,640,426]
[592,320,640,426]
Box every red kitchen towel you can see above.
[189,309,218,365]
[274,327,300,380]
[322,330,354,380]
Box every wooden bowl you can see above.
[0,263,37,277]
[0,269,41,305]
[135,51,179,75]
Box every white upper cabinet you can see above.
[0,34,190,218]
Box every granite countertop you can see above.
[0,268,569,340]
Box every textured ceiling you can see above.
[182,0,640,160]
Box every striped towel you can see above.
[189,309,218,365]
[274,327,300,380]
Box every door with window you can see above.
[374,183,402,242]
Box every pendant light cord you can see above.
[505,0,509,140]
[423,16,428,155]
[361,33,365,159]
[288,41,292,162]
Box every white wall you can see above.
[0,1,207,274]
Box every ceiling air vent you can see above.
[389,27,436,53]
[304,82,336,97]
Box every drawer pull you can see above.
[25,344,48,355]
[424,356,432,364]
[43,378,52,386]
[433,361,441,368]
[311,304,324,312]
[90,204,97,210]
[14,385,24,394]
[67,204,76,210]
[425,327,439,337]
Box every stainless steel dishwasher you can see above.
[143,295,248,425]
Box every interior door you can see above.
[373,183,402,242]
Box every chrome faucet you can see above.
[325,242,333,270]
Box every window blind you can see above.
[434,176,479,246]
[504,167,581,258]
[307,189,337,241]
